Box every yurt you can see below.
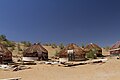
[0,43,12,64]
[109,41,120,56]
[58,43,86,61]
[23,43,48,61]
[84,43,102,57]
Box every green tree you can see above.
[0,35,7,41]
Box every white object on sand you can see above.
[0,65,11,69]
[59,58,68,63]
[22,57,38,61]
[1,77,21,80]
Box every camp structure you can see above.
[57,43,86,61]
[0,43,12,64]
[23,43,48,61]
[84,43,102,57]
[109,41,120,56]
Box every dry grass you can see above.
[43,46,61,57]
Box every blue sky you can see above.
[0,0,120,47]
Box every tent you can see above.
[109,41,120,56]
[84,43,102,57]
[0,44,12,64]
[57,43,86,61]
[23,43,48,61]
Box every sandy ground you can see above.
[0,58,120,80]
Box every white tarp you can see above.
[1,77,21,80]
[67,50,74,54]
[0,65,11,69]
[45,61,59,65]
[91,58,108,63]
[59,58,68,62]
[22,57,38,61]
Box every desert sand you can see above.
[0,58,120,80]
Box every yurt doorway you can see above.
[38,52,42,60]
[38,52,48,61]
[67,50,75,61]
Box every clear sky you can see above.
[0,0,120,47]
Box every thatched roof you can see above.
[0,43,12,60]
[110,41,120,50]
[58,43,85,58]
[84,43,102,51]
[23,43,48,55]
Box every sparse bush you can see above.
[43,43,51,46]
[104,46,110,51]
[10,46,15,52]
[47,43,52,46]
[18,52,22,55]
[21,41,31,47]
[0,34,16,47]
[6,41,15,47]
[17,43,22,51]
[51,43,57,48]
[86,49,97,59]
[43,43,48,46]
[54,50,59,56]
[0,35,7,41]
[81,43,85,48]
[59,43,64,49]
[1,40,15,47]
